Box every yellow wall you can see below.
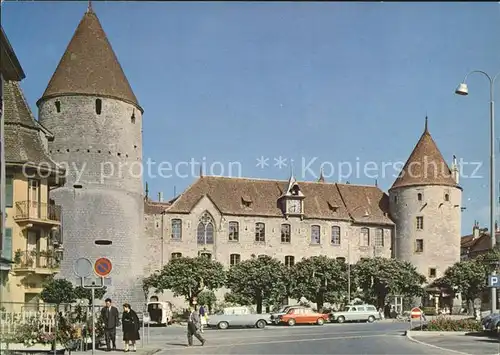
[2,169,59,310]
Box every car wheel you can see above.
[317,318,325,325]
[218,321,229,329]
[337,316,345,324]
[367,316,375,323]
[288,318,296,326]
[256,320,266,329]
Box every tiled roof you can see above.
[166,176,394,225]
[390,118,457,190]
[144,199,170,215]
[3,80,64,174]
[38,8,141,110]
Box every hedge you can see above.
[414,317,482,332]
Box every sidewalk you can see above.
[69,346,161,355]
[407,331,500,355]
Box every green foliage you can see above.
[226,255,288,313]
[73,285,107,303]
[422,306,437,316]
[289,255,347,311]
[353,257,426,308]
[224,291,253,306]
[40,278,75,305]
[419,317,481,332]
[475,249,500,273]
[145,256,226,303]
[197,290,217,311]
[439,260,487,304]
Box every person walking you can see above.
[187,306,205,346]
[100,298,120,351]
[122,303,140,352]
[199,305,207,333]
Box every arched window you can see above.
[417,193,422,201]
[197,211,214,244]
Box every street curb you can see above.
[405,330,470,336]
[404,331,472,355]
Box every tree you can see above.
[289,256,347,311]
[439,260,487,310]
[226,255,288,313]
[145,256,226,304]
[353,257,426,308]
[74,285,108,304]
[197,290,217,312]
[40,278,75,305]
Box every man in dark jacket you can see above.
[101,298,120,351]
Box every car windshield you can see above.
[276,306,289,313]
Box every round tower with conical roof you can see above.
[37,6,145,308]
[389,118,462,292]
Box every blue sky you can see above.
[3,2,500,235]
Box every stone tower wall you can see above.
[389,185,462,281]
[38,95,146,310]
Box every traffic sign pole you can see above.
[81,277,104,355]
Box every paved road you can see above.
[147,322,458,354]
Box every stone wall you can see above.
[389,184,462,281]
[38,95,145,310]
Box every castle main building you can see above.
[144,119,462,308]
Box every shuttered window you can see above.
[3,228,12,261]
[6,177,13,207]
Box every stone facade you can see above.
[389,184,462,280]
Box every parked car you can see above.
[270,305,306,324]
[330,304,381,323]
[145,301,172,326]
[206,307,272,329]
[279,307,329,326]
[482,313,500,331]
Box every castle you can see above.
[7,6,462,310]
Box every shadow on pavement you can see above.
[165,343,188,347]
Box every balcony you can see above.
[12,249,60,275]
[14,201,61,226]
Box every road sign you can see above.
[94,257,112,277]
[489,275,500,287]
[74,257,93,277]
[410,307,423,319]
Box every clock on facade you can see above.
[287,199,302,213]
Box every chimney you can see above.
[472,220,480,239]
[158,192,163,202]
[451,155,459,184]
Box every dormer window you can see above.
[95,98,102,115]
[327,201,339,212]
[291,185,300,196]
[241,195,252,208]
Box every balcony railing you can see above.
[15,201,61,223]
[13,249,60,270]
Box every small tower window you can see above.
[445,193,450,202]
[55,100,61,113]
[417,193,422,201]
[394,195,398,203]
[95,99,102,115]
[131,110,136,123]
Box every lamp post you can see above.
[455,70,500,313]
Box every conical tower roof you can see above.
[390,118,457,190]
[37,7,141,111]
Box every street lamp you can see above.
[455,70,500,313]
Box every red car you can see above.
[280,307,329,326]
